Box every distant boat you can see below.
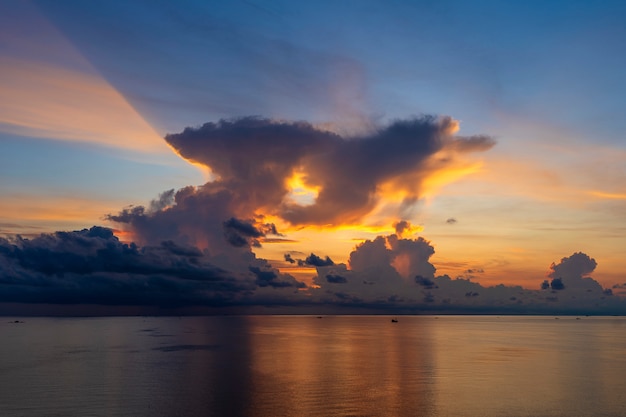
[391,318,398,323]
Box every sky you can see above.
[1,0,625,315]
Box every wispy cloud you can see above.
[0,3,175,156]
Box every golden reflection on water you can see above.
[245,316,436,416]
[2,316,626,417]
[242,315,626,417]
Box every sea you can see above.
[2,315,626,417]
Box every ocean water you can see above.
[1,315,626,417]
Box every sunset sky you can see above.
[1,0,625,314]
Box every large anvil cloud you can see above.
[165,115,495,226]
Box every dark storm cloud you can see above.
[326,274,347,284]
[415,275,437,289]
[164,116,494,226]
[165,117,340,220]
[550,278,565,290]
[0,227,308,308]
[1,226,622,314]
[249,266,304,289]
[223,217,264,247]
[0,227,253,306]
[281,116,495,225]
[303,253,334,267]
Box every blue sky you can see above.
[1,0,625,314]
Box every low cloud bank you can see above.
[0,226,301,309]
[0,225,619,315]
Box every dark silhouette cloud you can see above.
[446,218,457,224]
[549,252,597,278]
[303,253,334,267]
[223,217,265,247]
[0,225,621,313]
[0,227,247,306]
[249,266,304,289]
[550,277,565,290]
[415,275,437,289]
[223,217,264,238]
[546,252,603,292]
[326,274,347,284]
[164,116,494,227]
[0,227,304,308]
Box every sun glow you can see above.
[284,170,320,206]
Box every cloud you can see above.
[309,233,438,305]
[0,226,303,308]
[550,277,565,290]
[304,232,620,313]
[394,220,411,236]
[106,185,256,270]
[249,266,305,289]
[301,253,334,267]
[546,252,603,292]
[103,114,494,301]
[164,116,494,227]
[0,227,240,306]
[222,217,265,248]
[326,274,347,284]
[548,252,597,279]
[393,220,422,237]
[0,225,621,314]
[415,275,437,289]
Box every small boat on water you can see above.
[391,318,398,323]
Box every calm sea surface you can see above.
[2,315,626,417]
